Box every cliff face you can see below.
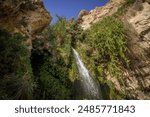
[0,0,51,50]
[124,0,150,99]
[78,0,124,30]
[79,0,150,99]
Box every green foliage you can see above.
[0,28,34,99]
[39,55,72,100]
[76,16,129,99]
[69,58,79,82]
[51,16,84,48]
[125,0,136,5]
[31,16,84,99]
[87,16,128,78]
[0,14,130,100]
[47,16,83,81]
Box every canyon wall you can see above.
[0,0,51,50]
[79,0,150,99]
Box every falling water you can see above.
[72,48,102,99]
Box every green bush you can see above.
[35,16,86,99]
[87,17,128,78]
[31,16,84,99]
[39,55,72,100]
[0,28,34,99]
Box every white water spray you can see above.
[72,48,101,99]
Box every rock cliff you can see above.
[124,0,150,99]
[79,0,150,99]
[0,0,51,50]
[78,0,124,30]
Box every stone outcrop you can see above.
[79,0,150,99]
[78,0,124,30]
[124,0,150,99]
[0,0,51,50]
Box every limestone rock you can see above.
[125,1,150,98]
[78,10,89,19]
[79,0,124,30]
[0,0,51,50]
[127,2,150,41]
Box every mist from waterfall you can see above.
[72,48,102,99]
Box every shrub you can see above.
[31,16,84,99]
[0,28,34,99]
[87,17,128,78]
[39,55,72,100]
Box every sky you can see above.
[43,0,109,24]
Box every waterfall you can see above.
[72,48,102,99]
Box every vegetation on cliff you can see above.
[31,16,84,99]
[0,28,33,99]
[1,0,147,100]
[0,15,129,99]
[75,16,129,99]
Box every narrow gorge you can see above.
[0,0,150,100]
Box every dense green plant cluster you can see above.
[76,17,128,99]
[31,16,84,99]
[0,17,81,100]
[47,16,83,80]
[37,16,129,100]
[0,14,129,100]
[87,17,128,78]
[38,55,72,99]
[0,28,34,99]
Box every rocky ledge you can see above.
[0,0,51,50]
